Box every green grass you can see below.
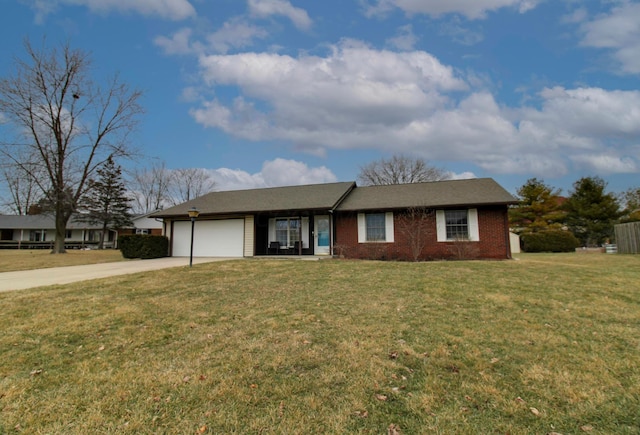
[1,254,639,434]
[0,249,125,272]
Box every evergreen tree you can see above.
[564,176,621,246]
[509,178,565,234]
[81,157,132,249]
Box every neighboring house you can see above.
[151,178,517,260]
[0,215,118,249]
[119,213,164,236]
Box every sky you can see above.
[1,0,639,196]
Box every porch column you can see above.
[298,214,303,255]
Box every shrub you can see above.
[140,236,169,259]
[520,230,580,253]
[119,235,168,259]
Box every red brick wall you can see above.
[334,206,511,260]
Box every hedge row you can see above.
[119,235,169,259]
[520,230,581,253]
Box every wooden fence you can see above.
[614,222,640,254]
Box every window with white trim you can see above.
[436,209,479,242]
[275,218,301,247]
[445,210,468,240]
[357,212,395,243]
[366,213,386,241]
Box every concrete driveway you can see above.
[0,257,233,292]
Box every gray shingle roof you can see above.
[336,178,517,211]
[151,182,356,218]
[0,214,106,230]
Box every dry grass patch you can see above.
[0,249,125,272]
[0,254,639,434]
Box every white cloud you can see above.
[438,16,484,46]
[192,40,468,156]
[580,2,640,74]
[530,87,640,139]
[386,25,418,51]
[187,40,639,178]
[363,0,540,20]
[154,28,200,55]
[209,158,337,191]
[207,18,269,54]
[571,155,637,173]
[27,0,195,21]
[447,171,477,180]
[155,19,268,56]
[248,0,312,30]
[561,7,588,25]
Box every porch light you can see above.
[188,207,199,267]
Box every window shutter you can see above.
[385,212,394,243]
[468,208,479,241]
[436,210,446,242]
[357,213,366,243]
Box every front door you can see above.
[314,215,330,255]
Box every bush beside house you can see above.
[520,230,580,253]
[119,235,169,259]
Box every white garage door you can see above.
[172,219,245,257]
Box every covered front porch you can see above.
[253,212,333,256]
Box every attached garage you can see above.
[172,219,245,257]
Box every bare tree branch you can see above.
[0,39,143,253]
[168,168,216,206]
[127,162,173,214]
[357,154,449,186]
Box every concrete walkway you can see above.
[0,257,232,292]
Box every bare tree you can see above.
[357,154,449,186]
[0,40,142,253]
[128,162,173,214]
[1,156,45,215]
[396,206,434,261]
[168,168,216,205]
[128,164,217,212]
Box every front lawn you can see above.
[0,254,638,434]
[0,249,125,272]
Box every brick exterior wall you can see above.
[334,206,511,260]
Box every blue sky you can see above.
[1,0,639,196]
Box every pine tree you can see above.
[81,157,132,249]
[509,178,565,234]
[564,176,621,246]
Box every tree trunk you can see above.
[52,211,68,254]
[98,222,108,250]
